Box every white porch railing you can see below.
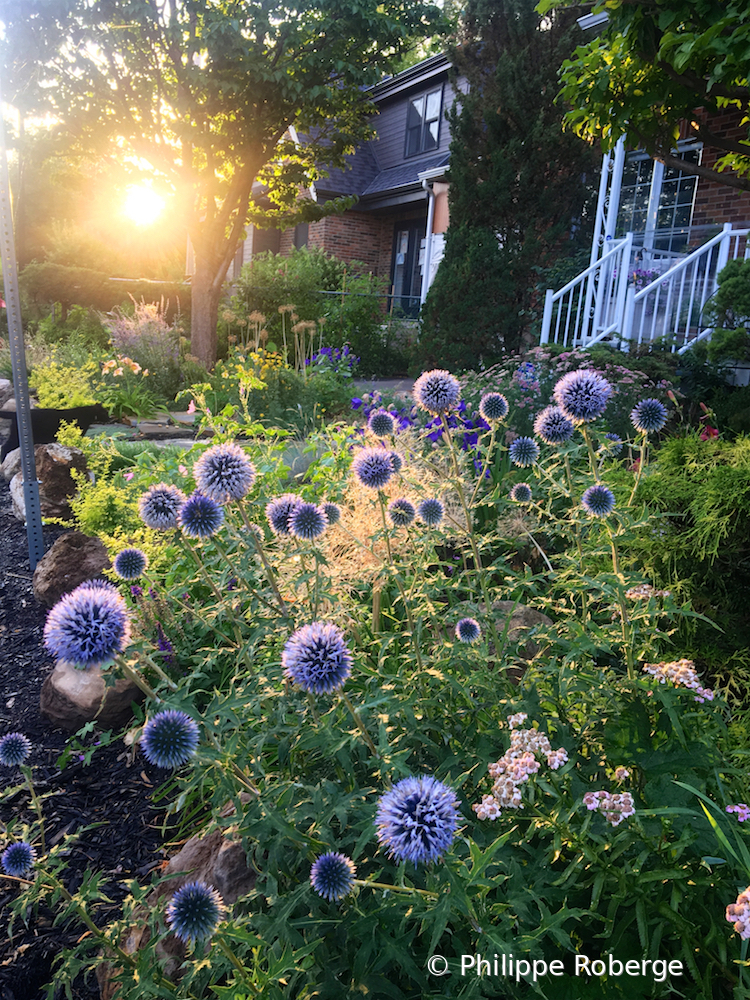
[540,224,750,352]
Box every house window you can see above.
[391,222,426,317]
[616,145,701,254]
[405,88,442,157]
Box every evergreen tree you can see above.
[419,0,599,368]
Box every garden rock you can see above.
[32,531,111,606]
[40,660,144,731]
[97,818,256,998]
[9,443,88,521]
[1,446,21,481]
[0,378,13,408]
[489,601,553,684]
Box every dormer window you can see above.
[405,87,442,157]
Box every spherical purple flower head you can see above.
[388,498,416,528]
[479,392,509,423]
[418,498,444,527]
[165,881,225,945]
[533,406,575,446]
[113,547,148,580]
[389,451,404,474]
[631,398,668,434]
[455,618,481,644]
[140,709,200,768]
[283,622,353,695]
[44,583,131,668]
[581,484,616,517]
[138,483,187,530]
[0,733,31,767]
[178,492,225,539]
[603,433,623,454]
[413,369,461,415]
[289,501,328,541]
[322,502,341,526]
[193,442,256,503]
[368,409,396,438]
[553,369,613,425]
[509,482,533,504]
[266,493,302,536]
[508,436,540,468]
[1,841,36,877]
[375,775,459,865]
[310,852,356,901]
[352,447,394,490]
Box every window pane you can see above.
[407,96,424,129]
[406,127,421,157]
[424,120,439,149]
[425,90,441,121]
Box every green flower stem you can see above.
[354,878,437,898]
[139,570,201,625]
[214,934,259,995]
[139,652,179,691]
[182,537,224,602]
[606,524,635,681]
[563,453,587,619]
[292,537,314,613]
[339,689,380,759]
[440,415,503,658]
[377,493,423,671]
[628,432,649,506]
[21,765,45,856]
[581,425,601,484]
[113,655,161,702]
[237,500,290,618]
[183,536,249,655]
[469,423,499,506]
[202,729,260,796]
[214,528,285,618]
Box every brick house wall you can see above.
[689,110,750,228]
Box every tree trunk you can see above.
[190,255,222,369]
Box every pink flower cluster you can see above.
[642,658,714,703]
[473,717,568,821]
[726,804,750,822]
[583,790,636,827]
[726,888,750,939]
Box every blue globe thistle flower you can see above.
[479,392,509,423]
[368,409,395,438]
[553,369,612,424]
[375,775,459,865]
[44,583,131,668]
[322,502,341,526]
[310,852,356,901]
[289,501,328,540]
[581,484,616,517]
[165,881,225,945]
[140,710,200,768]
[113,547,148,580]
[631,398,668,434]
[352,447,395,490]
[0,733,31,767]
[388,498,416,528]
[413,369,461,415]
[603,433,624,454]
[178,492,225,539]
[533,406,575,445]
[389,451,404,474]
[509,482,533,504]
[266,493,302,536]
[282,622,352,695]
[455,618,481,644]
[508,437,540,468]
[193,442,256,503]
[418,498,444,527]
[1,841,36,877]
[138,483,187,530]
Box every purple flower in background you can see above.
[193,442,256,503]
[282,622,353,695]
[289,501,328,540]
[322,502,341,526]
[138,483,186,530]
[44,583,131,668]
[509,482,533,504]
[455,618,481,644]
[418,498,444,527]
[368,409,396,437]
[509,437,540,467]
[479,392,509,423]
[375,775,459,865]
[310,852,356,901]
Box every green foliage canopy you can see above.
[537,0,750,191]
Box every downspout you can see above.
[420,177,436,305]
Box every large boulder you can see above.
[1,447,21,482]
[491,600,553,661]
[10,443,88,521]
[0,378,13,409]
[40,661,144,732]
[33,532,111,606]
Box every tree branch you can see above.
[656,58,750,103]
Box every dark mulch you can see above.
[0,489,167,1000]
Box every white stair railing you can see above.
[540,234,633,348]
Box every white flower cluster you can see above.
[625,583,671,600]
[614,766,630,781]
[473,717,568,821]
[583,790,636,827]
[642,658,714,703]
[726,888,750,939]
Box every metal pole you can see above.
[0,78,44,569]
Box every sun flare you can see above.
[123,186,165,226]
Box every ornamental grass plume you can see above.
[165,881,225,945]
[282,622,353,695]
[138,483,187,530]
[178,492,225,539]
[553,369,612,424]
[193,442,256,503]
[0,732,31,766]
[375,775,459,865]
[413,369,461,415]
[310,852,356,901]
[1,841,36,877]
[140,710,200,768]
[44,582,131,668]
